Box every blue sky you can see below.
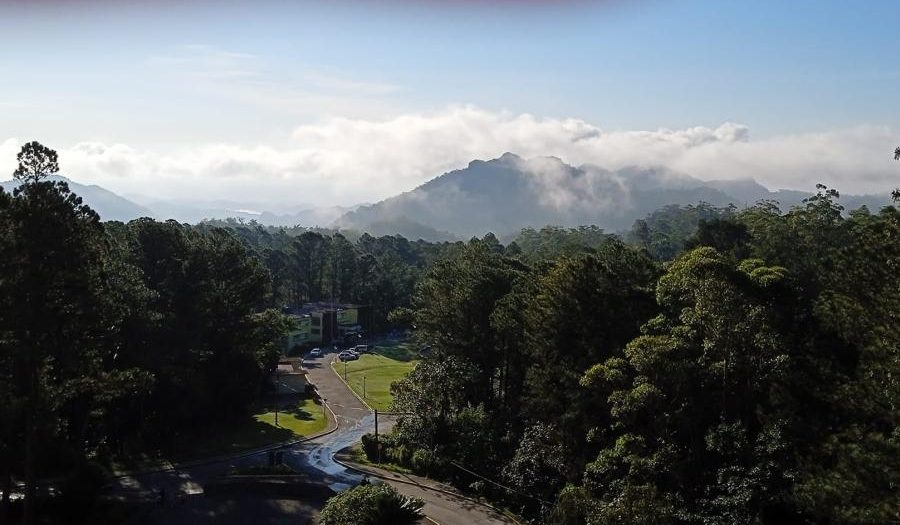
[1,0,898,204]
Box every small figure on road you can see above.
[359,475,370,486]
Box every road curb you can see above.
[332,454,522,525]
[113,389,340,479]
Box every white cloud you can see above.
[514,156,631,215]
[2,106,898,207]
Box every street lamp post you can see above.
[274,369,280,427]
[363,376,366,399]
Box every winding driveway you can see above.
[113,348,514,525]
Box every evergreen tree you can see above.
[0,142,125,523]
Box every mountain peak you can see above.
[467,151,522,169]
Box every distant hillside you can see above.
[0,175,153,222]
[134,196,358,227]
[3,160,889,238]
[705,178,889,211]
[335,153,892,240]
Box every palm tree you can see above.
[319,483,424,525]
[367,487,424,525]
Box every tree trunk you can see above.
[23,410,35,525]
[0,470,12,525]
[23,365,38,525]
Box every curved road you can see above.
[114,348,513,525]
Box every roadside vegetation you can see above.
[319,483,423,525]
[339,443,415,476]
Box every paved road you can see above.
[340,461,514,525]
[114,347,514,525]
[302,353,513,525]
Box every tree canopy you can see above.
[372,187,900,525]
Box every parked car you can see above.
[338,350,359,361]
[308,348,322,358]
[354,344,373,354]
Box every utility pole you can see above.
[343,361,347,381]
[274,369,279,426]
[374,409,380,463]
[363,376,366,399]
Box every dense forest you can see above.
[195,219,458,333]
[0,143,453,523]
[2,141,898,525]
[374,185,900,524]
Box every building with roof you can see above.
[282,302,369,353]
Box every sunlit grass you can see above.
[106,397,328,473]
[333,344,418,411]
[254,397,329,437]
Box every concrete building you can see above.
[282,303,369,353]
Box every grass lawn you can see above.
[184,397,329,461]
[254,396,329,437]
[333,341,418,411]
[107,396,329,473]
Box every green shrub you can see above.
[361,433,380,461]
[319,483,424,525]
[411,448,442,475]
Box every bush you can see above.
[319,484,424,525]
[361,433,380,461]
[386,443,413,466]
[411,448,443,476]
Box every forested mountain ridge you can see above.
[334,153,893,239]
[12,156,890,239]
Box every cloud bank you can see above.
[2,106,898,207]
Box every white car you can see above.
[308,348,322,358]
[338,350,359,362]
